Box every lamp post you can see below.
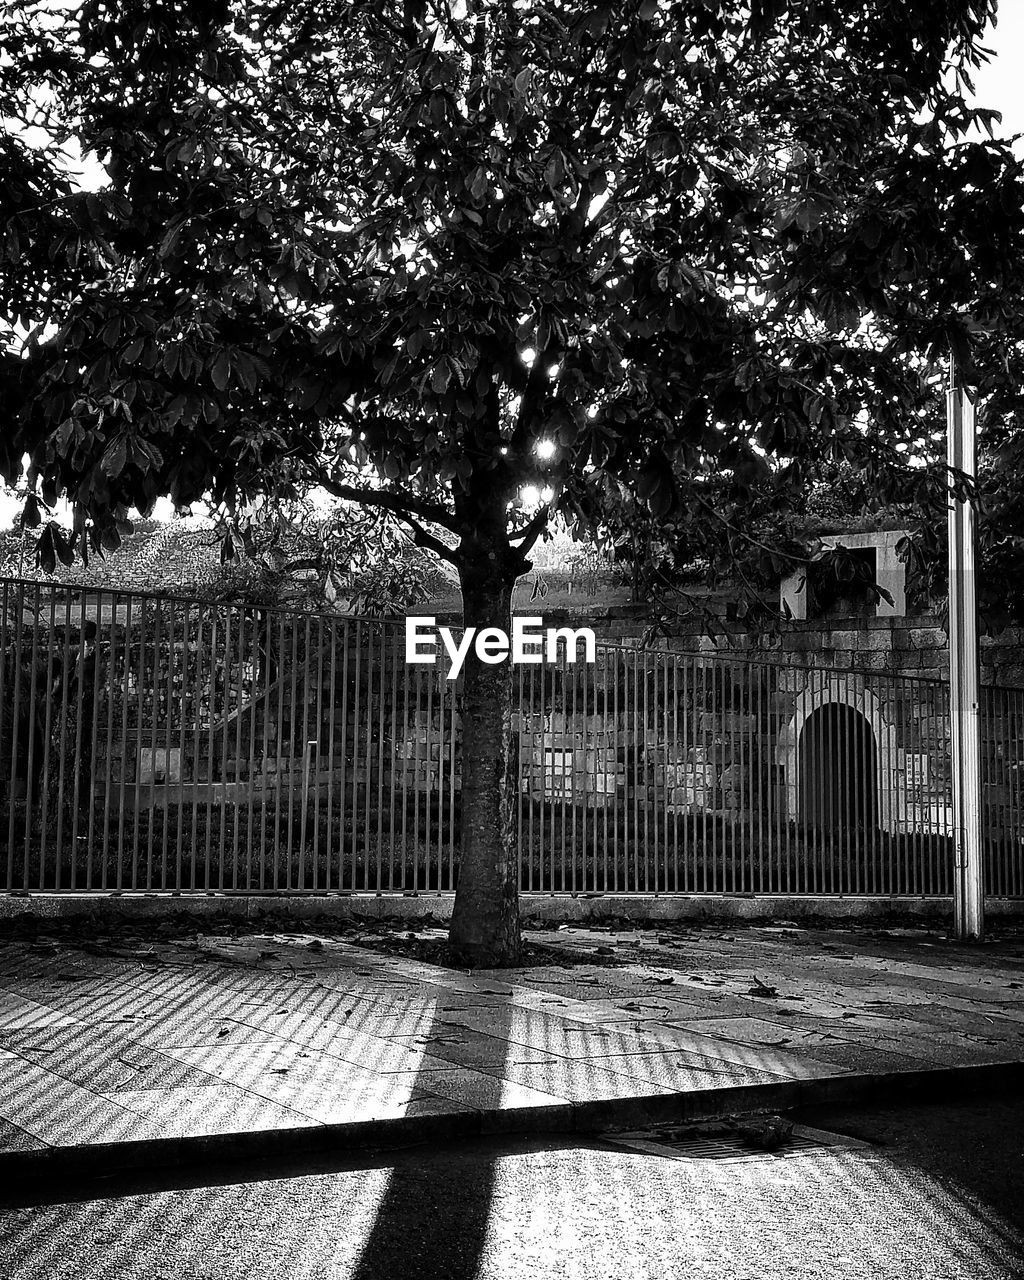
[946,351,984,941]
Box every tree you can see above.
[4,0,1024,962]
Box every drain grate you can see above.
[606,1122,868,1164]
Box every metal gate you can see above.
[2,578,1023,897]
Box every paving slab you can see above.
[0,919,1021,1178]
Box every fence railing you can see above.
[2,578,1023,897]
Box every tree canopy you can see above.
[3,0,1021,568]
[4,0,1024,960]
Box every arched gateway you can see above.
[798,702,878,831]
[777,675,899,834]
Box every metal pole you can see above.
[947,352,984,941]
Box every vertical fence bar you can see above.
[142,599,160,890]
[295,614,309,890]
[310,614,324,891]
[670,654,679,893]
[131,597,147,887]
[284,612,300,889]
[217,606,232,890]
[113,592,128,887]
[160,599,174,887]
[388,623,400,890]
[607,652,617,894]
[861,671,869,897]
[768,663,780,894]
[297,614,312,890]
[527,650,535,890]
[205,608,219,890]
[424,641,435,891]
[557,652,564,891]
[808,672,819,894]
[355,619,368,890]
[628,645,637,893]
[354,621,367,891]
[188,605,204,890]
[513,657,523,892]
[1016,688,1023,898]
[256,607,272,892]
[175,600,189,892]
[233,608,249,889]
[821,674,830,894]
[785,666,796,896]
[391,622,404,890]
[1013,689,1022,898]
[37,589,57,890]
[738,662,746,894]
[85,588,101,890]
[604,648,613,894]
[78,583,95,890]
[755,663,765,893]
[6,583,25,885]
[0,583,8,889]
[682,653,692,892]
[97,587,112,892]
[271,610,285,891]
[376,623,387,894]
[639,648,649,893]
[23,584,42,887]
[569,649,578,895]
[526,657,536,893]
[699,659,709,893]
[53,589,74,889]
[243,610,258,892]
[446,648,457,893]
[326,616,339,890]
[47,586,66,885]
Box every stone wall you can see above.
[442,605,1023,689]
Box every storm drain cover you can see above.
[606,1122,869,1164]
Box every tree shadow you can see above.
[348,992,514,1280]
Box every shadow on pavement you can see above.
[348,996,514,1280]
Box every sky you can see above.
[968,6,1024,145]
[2,10,1023,536]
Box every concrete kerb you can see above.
[5,891,1024,927]
[3,1060,1022,1189]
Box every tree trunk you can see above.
[448,554,522,967]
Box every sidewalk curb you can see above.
[9,891,1024,925]
[3,1059,1022,1186]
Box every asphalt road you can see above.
[1,1098,1022,1280]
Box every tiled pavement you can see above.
[0,921,1022,1168]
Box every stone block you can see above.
[908,627,947,650]
[826,630,867,651]
[779,629,818,653]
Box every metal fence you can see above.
[2,577,1023,898]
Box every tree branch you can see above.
[403,513,460,564]
[317,478,459,532]
[507,503,552,554]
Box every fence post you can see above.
[947,357,984,941]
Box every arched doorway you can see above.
[798,703,878,832]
